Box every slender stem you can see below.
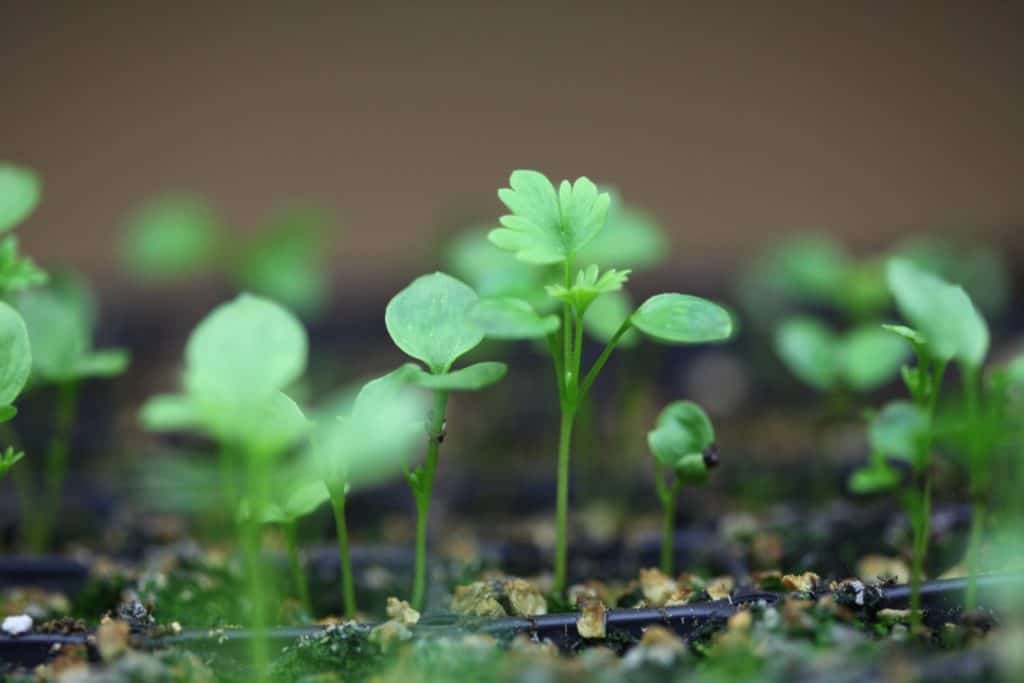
[961,363,985,611]
[284,520,312,617]
[579,320,632,400]
[27,382,78,552]
[329,489,357,618]
[409,389,450,611]
[660,478,680,575]
[546,333,566,403]
[553,406,575,595]
[242,455,271,682]
[0,423,34,553]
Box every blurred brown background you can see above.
[3,1,1021,299]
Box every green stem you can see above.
[965,502,986,611]
[579,320,632,400]
[27,382,78,552]
[409,389,450,611]
[329,488,357,618]
[659,477,680,575]
[242,456,271,682]
[553,406,576,595]
[907,474,931,633]
[284,520,312,617]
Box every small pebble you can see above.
[2,614,33,636]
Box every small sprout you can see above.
[121,196,222,280]
[0,447,25,480]
[545,265,630,315]
[385,272,509,610]
[0,163,41,233]
[648,401,718,574]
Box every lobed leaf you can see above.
[0,164,41,233]
[490,170,610,265]
[630,294,733,345]
[546,265,630,313]
[385,272,484,373]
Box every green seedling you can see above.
[312,367,426,616]
[142,294,310,680]
[0,163,48,296]
[483,170,734,595]
[774,316,909,395]
[385,272,511,610]
[13,274,129,551]
[123,198,333,316]
[850,258,989,630]
[647,401,719,575]
[0,300,31,481]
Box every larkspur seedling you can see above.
[123,198,333,316]
[14,274,129,552]
[385,272,515,610]
[647,401,719,575]
[483,169,734,595]
[309,366,426,617]
[0,300,31,481]
[850,258,990,630]
[0,163,48,296]
[142,293,310,680]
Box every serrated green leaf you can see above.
[774,317,838,391]
[406,361,507,391]
[582,289,639,347]
[648,401,715,484]
[0,446,25,480]
[838,325,909,392]
[546,265,630,313]
[887,258,989,367]
[489,170,610,265]
[0,301,30,406]
[868,401,930,468]
[385,272,483,373]
[0,164,41,233]
[469,297,559,340]
[121,196,222,280]
[185,293,307,406]
[630,294,733,345]
[0,236,47,295]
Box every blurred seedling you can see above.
[122,198,333,316]
[0,300,31,482]
[13,274,129,552]
[647,401,719,575]
[482,169,734,595]
[0,163,48,295]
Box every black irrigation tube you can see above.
[3,574,1022,670]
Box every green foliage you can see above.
[0,300,31,408]
[385,272,486,374]
[648,401,716,484]
[0,163,41,233]
[0,446,24,479]
[121,196,222,279]
[443,227,545,305]
[0,236,47,295]
[489,170,610,265]
[143,294,308,456]
[893,235,1010,317]
[546,265,630,314]
[402,361,507,391]
[575,188,668,270]
[469,297,559,339]
[16,277,129,384]
[887,258,989,367]
[868,401,930,469]
[582,289,638,347]
[629,293,734,344]
[774,317,908,392]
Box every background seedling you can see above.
[385,271,511,610]
[0,163,48,296]
[484,169,734,595]
[122,197,334,317]
[0,300,31,482]
[647,401,718,575]
[13,274,129,552]
[142,293,309,680]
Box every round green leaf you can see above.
[631,294,733,344]
[0,301,30,405]
[647,400,715,472]
[121,196,222,280]
[838,325,909,392]
[385,272,483,373]
[470,297,559,340]
[868,401,930,467]
[0,164,41,233]
[774,317,837,391]
[185,294,308,404]
[16,286,90,382]
[407,361,507,391]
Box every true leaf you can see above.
[546,265,630,314]
[0,163,41,233]
[469,297,559,339]
[774,317,837,391]
[0,236,47,295]
[489,170,610,265]
[631,294,733,344]
[405,361,507,391]
[0,301,30,406]
[385,272,483,373]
